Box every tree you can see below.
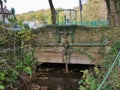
[81,0,107,22]
[11,8,17,21]
[48,0,56,25]
[0,0,6,24]
[105,0,120,27]
[11,8,17,22]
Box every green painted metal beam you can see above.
[36,43,63,47]
[36,42,106,47]
[69,43,106,47]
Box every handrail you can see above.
[97,51,120,90]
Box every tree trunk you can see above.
[0,0,5,24]
[48,0,56,25]
[105,0,120,27]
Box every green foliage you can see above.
[16,0,107,25]
[79,86,86,90]
[81,0,107,22]
[17,53,36,75]
[0,72,5,81]
[16,29,36,75]
[79,68,99,90]
[0,27,36,89]
[3,53,35,83]
[0,85,5,90]
[15,54,35,75]
[6,71,17,83]
[11,8,17,22]
[79,40,120,90]
[16,9,51,24]
[0,34,5,46]
[15,29,36,75]
[23,23,30,29]
[110,40,120,55]
[104,40,120,66]
[103,40,120,89]
[17,29,36,47]
[8,18,15,23]
[0,72,5,90]
[24,54,32,64]
[23,66,32,75]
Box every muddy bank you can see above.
[19,63,94,90]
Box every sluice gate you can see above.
[34,25,107,72]
[34,9,108,72]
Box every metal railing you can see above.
[77,20,109,27]
[57,20,109,27]
[97,51,120,90]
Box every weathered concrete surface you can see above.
[34,26,120,65]
[34,26,120,45]
[35,47,103,64]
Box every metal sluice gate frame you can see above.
[36,9,107,72]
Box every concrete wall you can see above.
[34,26,120,64]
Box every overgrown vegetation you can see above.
[0,0,120,89]
[0,25,120,90]
[0,27,36,90]
[79,40,120,90]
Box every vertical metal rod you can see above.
[57,11,59,25]
[75,10,77,25]
[70,10,71,24]
[64,20,69,73]
[13,31,16,60]
[64,15,66,25]
[62,50,65,63]
[69,51,70,63]
[80,10,82,25]
[79,0,82,25]
[65,52,69,73]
